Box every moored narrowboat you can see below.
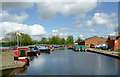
[73,46,81,51]
[73,46,87,52]
[68,45,73,49]
[81,46,87,52]
[27,46,39,56]
[38,45,52,54]
[0,47,29,64]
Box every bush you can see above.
[115,49,120,52]
[94,47,101,49]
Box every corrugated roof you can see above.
[85,36,106,41]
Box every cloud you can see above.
[52,29,68,37]
[0,22,47,38]
[2,0,97,20]
[73,12,116,28]
[2,2,34,10]
[59,33,68,37]
[2,0,97,2]
[37,0,97,20]
[109,32,118,36]
[52,30,59,33]
[60,27,71,31]
[73,20,93,27]
[89,29,95,33]
[74,34,84,41]
[105,24,117,29]
[0,11,29,23]
[52,30,59,36]
[79,34,83,38]
[92,13,112,25]
[72,13,86,19]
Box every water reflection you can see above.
[1,68,14,77]
[1,48,120,75]
[15,65,28,74]
[1,64,29,76]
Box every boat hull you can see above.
[14,56,29,65]
[68,47,73,49]
[40,49,52,53]
[27,52,38,56]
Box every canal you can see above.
[1,48,120,76]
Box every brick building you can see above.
[78,36,107,48]
[106,35,120,51]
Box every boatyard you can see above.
[1,1,120,76]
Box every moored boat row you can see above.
[67,45,87,52]
[73,45,87,52]
[0,44,56,67]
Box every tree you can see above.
[55,36,61,44]
[48,37,52,44]
[40,37,47,44]
[2,32,32,46]
[2,32,17,46]
[32,40,39,45]
[75,37,83,43]
[66,35,74,44]
[48,36,64,45]
[20,33,32,46]
[61,38,66,44]
[51,36,57,44]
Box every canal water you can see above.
[1,48,120,76]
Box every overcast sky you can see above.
[0,0,119,41]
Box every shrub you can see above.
[115,49,120,52]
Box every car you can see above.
[95,44,102,48]
[90,44,95,48]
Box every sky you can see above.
[0,0,119,41]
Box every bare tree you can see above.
[114,25,120,36]
[118,24,120,36]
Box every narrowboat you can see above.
[54,45,58,48]
[38,45,52,54]
[81,46,87,51]
[0,47,29,64]
[68,45,73,49]
[73,45,87,52]
[27,46,40,56]
[34,46,41,55]
[73,46,81,51]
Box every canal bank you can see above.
[0,51,25,71]
[87,48,120,59]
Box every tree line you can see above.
[1,32,83,47]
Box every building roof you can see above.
[84,36,97,41]
[85,36,106,41]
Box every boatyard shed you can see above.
[79,36,107,48]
